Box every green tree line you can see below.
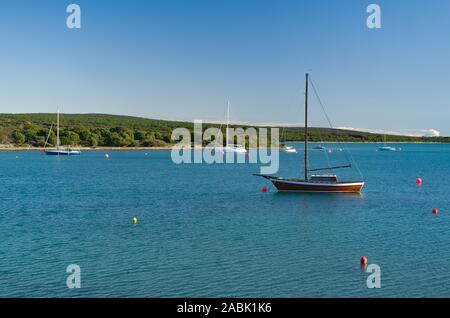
[0,113,448,147]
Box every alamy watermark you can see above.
[66,264,81,289]
[171,120,280,174]
[66,4,81,29]
[367,4,381,29]
[364,263,381,289]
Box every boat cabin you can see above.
[310,174,338,183]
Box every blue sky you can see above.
[0,0,449,135]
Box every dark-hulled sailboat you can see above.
[257,73,364,193]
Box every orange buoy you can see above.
[432,208,439,215]
[416,178,422,186]
[261,187,267,193]
[360,256,368,265]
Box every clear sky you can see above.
[0,0,449,135]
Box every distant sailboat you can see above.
[280,127,297,153]
[44,109,81,156]
[378,135,396,151]
[283,146,297,153]
[215,101,247,154]
[256,73,364,193]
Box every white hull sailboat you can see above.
[44,110,81,156]
[378,146,396,152]
[378,135,396,151]
[279,127,297,153]
[283,146,297,153]
[215,101,247,154]
[222,144,247,153]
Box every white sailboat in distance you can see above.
[280,127,297,153]
[44,109,81,156]
[215,101,247,154]
[378,135,396,151]
[283,146,297,153]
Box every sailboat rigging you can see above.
[44,109,81,156]
[378,135,396,151]
[215,101,247,154]
[256,73,364,193]
[280,127,297,153]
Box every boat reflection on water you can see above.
[274,190,364,199]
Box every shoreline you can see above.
[0,141,449,151]
[0,146,174,151]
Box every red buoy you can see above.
[416,178,422,186]
[360,256,368,265]
[432,208,439,215]
[261,187,267,193]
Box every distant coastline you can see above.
[1,141,448,151]
[0,146,173,151]
[0,113,448,149]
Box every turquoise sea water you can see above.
[0,144,449,297]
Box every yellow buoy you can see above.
[132,217,138,224]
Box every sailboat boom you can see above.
[308,165,352,172]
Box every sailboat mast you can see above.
[304,73,309,181]
[226,101,230,147]
[57,109,60,150]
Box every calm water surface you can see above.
[0,144,449,297]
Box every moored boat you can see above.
[214,101,247,154]
[283,146,297,153]
[280,128,297,153]
[44,109,81,156]
[256,73,364,193]
[378,135,396,151]
[257,174,364,192]
[378,146,396,151]
[45,149,81,156]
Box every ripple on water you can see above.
[0,146,449,297]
